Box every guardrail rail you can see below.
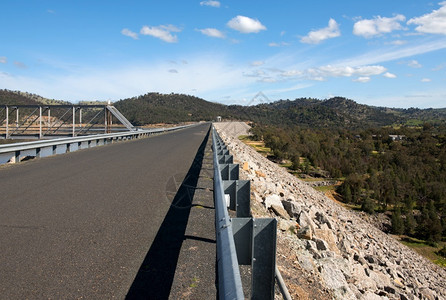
[212,125,291,300]
[0,124,194,165]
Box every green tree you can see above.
[404,210,417,236]
[417,206,430,240]
[428,201,442,242]
[290,154,301,171]
[392,207,405,235]
[338,182,352,203]
[361,197,375,214]
[437,246,446,258]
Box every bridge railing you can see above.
[0,124,194,164]
[1,104,137,139]
[212,125,291,300]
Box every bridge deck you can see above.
[0,123,216,298]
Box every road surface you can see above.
[0,123,214,299]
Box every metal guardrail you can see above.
[213,128,245,299]
[0,124,194,164]
[213,125,291,300]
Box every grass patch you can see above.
[238,135,251,141]
[279,162,292,168]
[405,119,424,127]
[400,236,446,267]
[434,257,446,267]
[189,277,199,288]
[239,135,272,156]
[341,203,362,211]
[314,185,336,192]
[301,178,326,182]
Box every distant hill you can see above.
[0,89,71,105]
[1,89,445,128]
[0,89,42,105]
[113,92,229,125]
[231,97,446,128]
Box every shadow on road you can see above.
[126,128,210,300]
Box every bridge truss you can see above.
[0,105,135,139]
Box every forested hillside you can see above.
[250,123,446,244]
[113,93,446,128]
[238,97,446,128]
[2,89,446,128]
[113,92,229,124]
[0,89,70,105]
[0,89,42,105]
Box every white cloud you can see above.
[227,16,266,34]
[336,38,446,67]
[258,77,276,83]
[388,39,407,45]
[313,65,386,78]
[168,69,178,73]
[353,15,406,38]
[383,72,397,78]
[197,28,225,38]
[268,41,289,47]
[200,0,220,7]
[281,70,302,77]
[0,56,6,64]
[421,78,432,82]
[250,61,264,66]
[300,18,340,44]
[353,76,371,83]
[408,2,446,34]
[121,28,138,40]
[407,59,422,68]
[140,25,181,43]
[262,64,386,82]
[262,83,313,97]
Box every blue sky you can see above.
[1,0,446,108]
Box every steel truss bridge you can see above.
[1,104,135,139]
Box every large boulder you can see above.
[270,204,290,219]
[298,225,313,240]
[263,194,282,209]
[318,258,356,299]
[298,211,316,232]
[281,200,302,218]
[313,224,340,255]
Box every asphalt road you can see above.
[0,123,211,299]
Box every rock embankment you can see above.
[214,122,446,300]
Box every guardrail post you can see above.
[14,150,20,163]
[6,106,9,139]
[39,106,43,139]
[223,180,250,217]
[72,106,76,137]
[251,218,277,300]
